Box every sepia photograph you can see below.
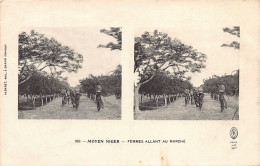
[18,27,122,119]
[1,0,260,165]
[134,27,239,120]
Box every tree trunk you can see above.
[155,95,159,107]
[140,94,143,105]
[32,95,36,108]
[163,93,167,106]
[41,95,43,106]
[134,84,140,112]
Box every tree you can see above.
[221,26,240,49]
[98,27,122,50]
[19,30,84,85]
[18,70,71,107]
[202,70,239,96]
[110,64,122,75]
[80,65,122,99]
[134,30,207,112]
[139,70,193,107]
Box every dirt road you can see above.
[19,95,121,119]
[135,94,239,120]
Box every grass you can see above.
[139,96,179,111]
[18,96,56,110]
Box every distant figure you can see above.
[173,94,177,101]
[67,90,70,104]
[198,87,204,110]
[184,89,190,106]
[95,84,104,111]
[194,88,199,107]
[70,90,75,107]
[194,88,204,110]
[218,84,227,112]
[61,89,67,106]
[74,90,81,110]
[190,90,194,104]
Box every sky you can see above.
[26,26,239,88]
[31,27,121,87]
[135,26,239,87]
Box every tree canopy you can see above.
[221,26,240,49]
[19,71,70,96]
[98,27,122,51]
[135,30,207,86]
[139,70,193,96]
[202,70,239,95]
[80,65,122,99]
[19,30,84,85]
[134,30,207,111]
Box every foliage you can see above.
[221,41,240,50]
[18,71,70,96]
[139,70,193,96]
[134,30,207,111]
[221,26,240,49]
[80,65,122,99]
[19,30,83,85]
[134,30,207,86]
[202,70,239,95]
[98,27,122,50]
[223,26,240,37]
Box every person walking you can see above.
[61,89,67,106]
[74,90,81,110]
[70,90,76,107]
[95,84,104,111]
[194,88,199,107]
[198,87,204,110]
[219,84,227,112]
[184,89,190,106]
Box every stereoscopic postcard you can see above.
[0,0,259,165]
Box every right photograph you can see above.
[134,27,239,120]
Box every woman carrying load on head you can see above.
[218,84,227,112]
[95,84,104,111]
[198,87,204,110]
[74,89,81,110]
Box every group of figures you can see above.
[184,88,204,110]
[61,90,81,110]
[60,84,104,111]
[184,84,228,112]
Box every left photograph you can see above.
[18,27,122,119]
